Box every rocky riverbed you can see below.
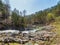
[0,25,56,45]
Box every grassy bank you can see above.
[49,22,60,45]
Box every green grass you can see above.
[9,43,20,45]
[0,43,20,45]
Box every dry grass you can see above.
[50,22,60,45]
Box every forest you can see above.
[0,0,60,30]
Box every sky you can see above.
[3,0,60,15]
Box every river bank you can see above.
[0,25,57,45]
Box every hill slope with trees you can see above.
[0,0,60,30]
